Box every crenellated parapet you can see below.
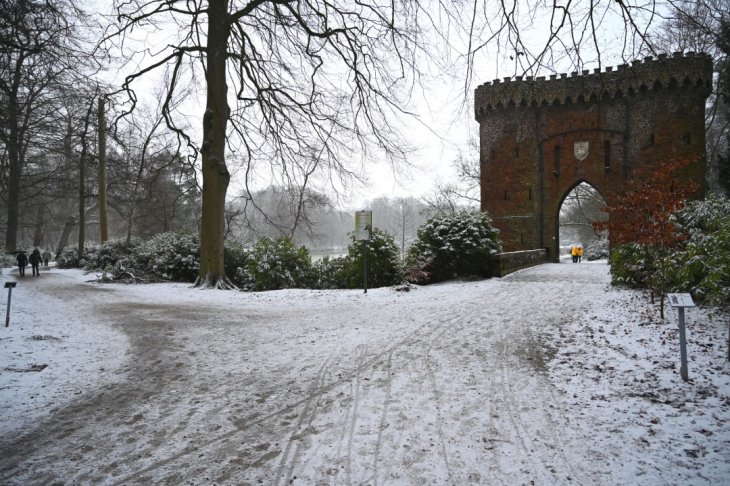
[474,52,713,120]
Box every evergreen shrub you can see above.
[311,256,349,289]
[608,243,653,288]
[133,232,199,281]
[55,233,199,282]
[225,244,254,290]
[584,233,609,261]
[406,210,502,283]
[56,246,81,268]
[84,238,141,272]
[609,195,730,305]
[666,195,730,305]
[0,248,16,268]
[340,228,402,289]
[245,237,312,291]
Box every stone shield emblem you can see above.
[574,141,589,161]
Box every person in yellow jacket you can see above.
[576,245,584,263]
[571,244,579,263]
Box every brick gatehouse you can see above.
[475,52,713,262]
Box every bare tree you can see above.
[648,0,730,194]
[0,0,96,252]
[464,0,665,88]
[76,91,97,259]
[559,182,607,246]
[97,94,109,242]
[230,185,331,244]
[106,0,435,288]
[370,196,426,258]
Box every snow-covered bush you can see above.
[406,210,502,283]
[56,233,199,282]
[673,194,730,237]
[585,233,609,261]
[610,195,730,305]
[56,246,81,268]
[245,237,312,291]
[131,232,200,282]
[609,243,652,288]
[665,195,730,305]
[0,248,16,268]
[340,228,403,289]
[225,244,254,290]
[83,238,141,272]
[310,256,349,289]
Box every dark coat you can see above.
[29,250,41,265]
[17,253,28,266]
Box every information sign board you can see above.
[355,210,372,241]
[667,293,695,308]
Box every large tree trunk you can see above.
[32,204,45,247]
[55,216,76,257]
[195,0,233,289]
[78,130,87,260]
[4,79,21,253]
[98,95,109,243]
[78,96,95,259]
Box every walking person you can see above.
[42,249,51,267]
[29,248,42,276]
[577,245,583,263]
[571,244,578,263]
[16,251,28,277]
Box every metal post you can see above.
[678,307,689,382]
[5,286,13,327]
[363,239,368,294]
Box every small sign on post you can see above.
[5,281,17,327]
[354,211,372,242]
[354,211,372,293]
[667,293,695,382]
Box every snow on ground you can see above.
[0,267,128,435]
[0,261,728,485]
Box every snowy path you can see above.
[1,263,728,484]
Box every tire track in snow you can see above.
[344,349,366,484]
[272,345,338,486]
[105,301,482,485]
[424,323,456,482]
[371,351,393,486]
[490,280,585,484]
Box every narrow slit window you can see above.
[604,140,611,172]
[650,133,655,146]
[528,186,532,200]
[504,190,509,200]
[553,145,561,175]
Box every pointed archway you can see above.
[556,181,607,261]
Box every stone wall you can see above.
[489,249,547,277]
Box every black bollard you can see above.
[5,281,17,327]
